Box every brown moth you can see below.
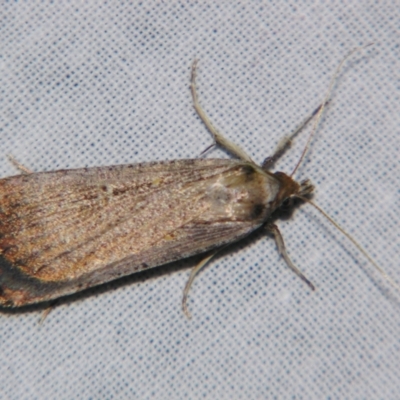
[0,46,397,318]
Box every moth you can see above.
[0,45,397,318]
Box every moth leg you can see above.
[262,102,327,170]
[266,223,315,290]
[182,251,217,319]
[190,59,254,163]
[39,304,54,324]
[8,155,33,174]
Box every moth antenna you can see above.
[295,195,400,291]
[290,43,374,178]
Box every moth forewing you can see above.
[0,159,292,307]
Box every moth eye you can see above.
[281,198,292,209]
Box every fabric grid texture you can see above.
[1,2,400,399]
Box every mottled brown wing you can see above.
[0,158,279,305]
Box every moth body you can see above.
[0,159,305,307]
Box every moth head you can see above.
[270,172,314,212]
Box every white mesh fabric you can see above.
[1,2,400,399]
